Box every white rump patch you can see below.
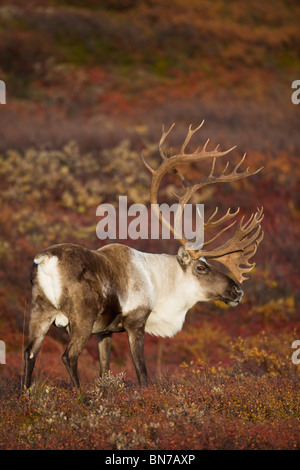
[35,255,62,309]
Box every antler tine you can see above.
[235,229,264,281]
[202,220,237,247]
[140,150,156,175]
[205,207,240,229]
[239,207,264,242]
[209,157,216,177]
[202,208,240,246]
[183,206,240,250]
[159,123,175,160]
[180,121,205,154]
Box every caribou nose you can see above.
[230,283,243,300]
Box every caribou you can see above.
[24,122,263,391]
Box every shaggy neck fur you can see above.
[125,250,207,337]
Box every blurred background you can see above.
[0,0,299,382]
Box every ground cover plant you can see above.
[1,364,300,450]
[0,0,299,450]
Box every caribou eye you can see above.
[196,264,208,273]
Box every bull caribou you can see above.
[24,122,263,391]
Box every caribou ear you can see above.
[177,246,192,269]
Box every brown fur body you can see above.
[24,242,243,391]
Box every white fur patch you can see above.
[119,249,156,314]
[145,254,209,337]
[35,255,62,309]
[55,313,69,328]
[121,249,209,338]
[145,304,188,338]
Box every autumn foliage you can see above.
[0,0,299,450]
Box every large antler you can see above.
[141,122,264,283]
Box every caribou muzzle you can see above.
[220,280,243,307]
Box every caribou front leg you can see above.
[123,308,150,387]
[97,333,112,377]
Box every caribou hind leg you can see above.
[61,316,94,392]
[24,305,56,389]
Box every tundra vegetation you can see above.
[0,0,299,450]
